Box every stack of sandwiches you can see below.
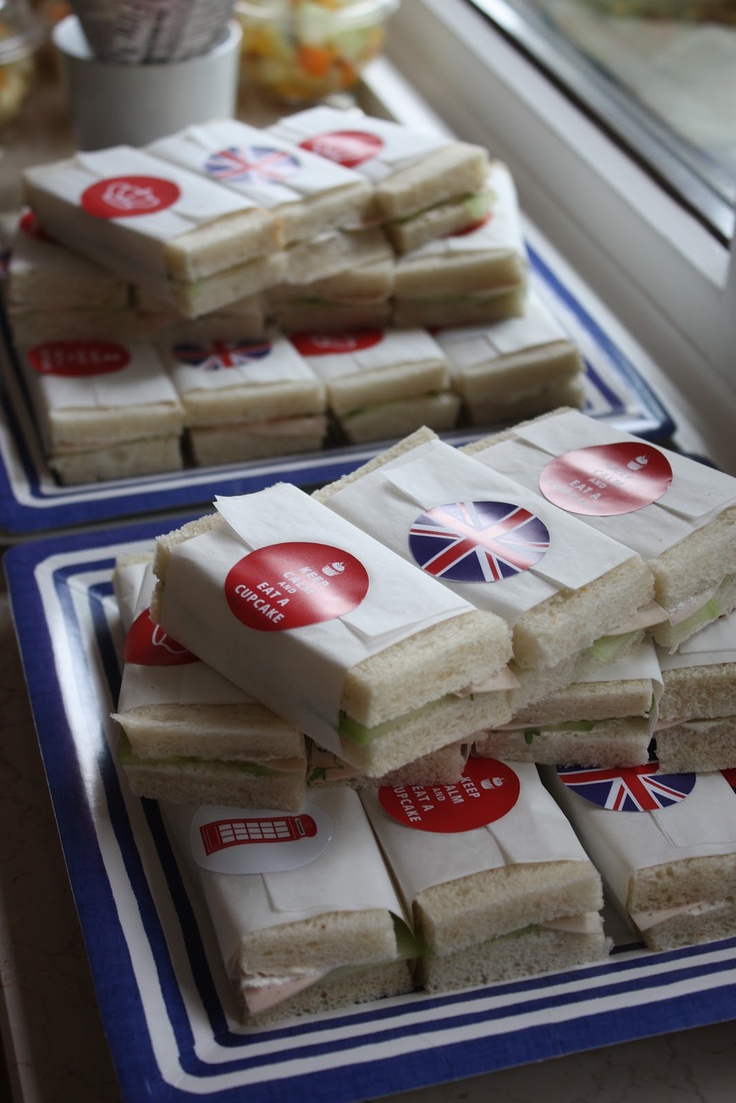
[289,326,460,445]
[360,757,608,992]
[14,336,186,483]
[1,107,591,483]
[158,328,329,465]
[112,555,308,811]
[148,482,514,779]
[101,407,736,1023]
[161,788,417,1023]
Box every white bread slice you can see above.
[654,719,736,775]
[49,436,183,484]
[473,716,652,768]
[420,914,609,993]
[392,284,526,329]
[187,415,327,466]
[239,959,415,1025]
[336,392,461,446]
[120,747,307,811]
[307,740,467,789]
[414,859,603,954]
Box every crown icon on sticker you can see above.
[322,561,345,576]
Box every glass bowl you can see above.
[235,0,400,103]
[0,0,43,127]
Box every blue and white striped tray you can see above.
[5,518,736,1103]
[0,239,674,538]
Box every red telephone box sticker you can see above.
[190,802,333,873]
[81,175,180,218]
[379,757,520,833]
[300,130,383,168]
[539,441,673,516]
[225,542,369,632]
[290,330,384,357]
[123,608,198,666]
[27,340,130,376]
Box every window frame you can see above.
[370,0,735,462]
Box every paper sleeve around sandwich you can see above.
[314,433,656,672]
[466,409,736,625]
[542,765,736,923]
[160,787,416,1014]
[360,758,603,956]
[151,483,512,768]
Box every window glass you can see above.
[467,0,736,241]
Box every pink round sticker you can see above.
[27,340,130,377]
[81,175,180,219]
[379,757,520,833]
[290,329,383,357]
[124,609,198,666]
[300,129,383,168]
[225,542,370,632]
[538,441,673,516]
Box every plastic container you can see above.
[0,0,43,127]
[235,0,400,103]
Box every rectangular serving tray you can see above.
[5,520,736,1103]
[0,232,674,538]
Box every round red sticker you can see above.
[300,130,383,168]
[81,175,180,219]
[290,329,383,357]
[225,542,369,632]
[123,609,198,666]
[379,757,520,833]
[27,340,130,376]
[538,441,673,516]
[19,209,54,241]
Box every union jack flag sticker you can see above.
[557,763,696,812]
[408,500,550,583]
[204,145,301,185]
[172,338,271,372]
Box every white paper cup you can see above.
[53,15,242,151]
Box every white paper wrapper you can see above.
[472,409,736,558]
[71,0,235,63]
[163,329,320,396]
[148,118,367,208]
[544,766,736,914]
[117,561,258,711]
[23,145,259,293]
[19,339,180,414]
[360,759,592,905]
[320,436,638,628]
[156,483,477,754]
[161,787,408,980]
[299,328,445,385]
[269,105,456,185]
